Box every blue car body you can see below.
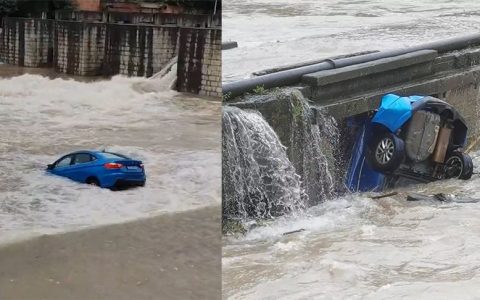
[47,150,146,189]
[346,93,469,192]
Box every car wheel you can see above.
[368,132,405,173]
[86,177,100,187]
[445,152,473,180]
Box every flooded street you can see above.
[0,66,221,244]
[223,154,480,299]
[223,0,480,82]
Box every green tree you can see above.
[0,0,17,17]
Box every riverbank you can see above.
[0,206,221,300]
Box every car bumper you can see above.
[99,172,146,188]
[114,179,146,188]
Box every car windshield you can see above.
[101,152,128,160]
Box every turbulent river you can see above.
[223,0,480,298]
[223,0,480,82]
[0,66,221,244]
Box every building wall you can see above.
[177,27,221,97]
[55,11,217,28]
[73,0,101,12]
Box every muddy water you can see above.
[223,0,480,82]
[223,152,480,299]
[223,1,480,298]
[0,65,221,244]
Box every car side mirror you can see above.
[47,164,54,170]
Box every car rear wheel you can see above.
[86,177,100,186]
[445,152,473,180]
[368,132,405,173]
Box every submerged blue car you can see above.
[47,150,146,189]
[346,94,473,192]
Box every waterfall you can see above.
[222,90,341,222]
[222,106,307,220]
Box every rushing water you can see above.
[223,0,480,82]
[0,66,221,244]
[223,153,480,299]
[222,106,305,219]
[223,1,480,298]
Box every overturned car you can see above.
[346,93,473,192]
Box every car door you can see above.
[51,155,75,177]
[68,153,98,182]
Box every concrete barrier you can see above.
[228,39,480,153]
[0,17,221,97]
[177,27,221,97]
[223,33,480,98]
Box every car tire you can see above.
[367,132,405,173]
[86,177,100,187]
[445,151,473,180]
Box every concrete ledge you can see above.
[302,50,438,86]
[322,65,480,120]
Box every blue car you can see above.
[346,94,473,192]
[47,150,146,189]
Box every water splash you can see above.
[222,106,306,220]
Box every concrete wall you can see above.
[298,47,480,142]
[54,21,105,75]
[103,24,179,77]
[177,27,221,97]
[1,17,221,97]
[0,18,53,67]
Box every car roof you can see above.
[62,150,128,158]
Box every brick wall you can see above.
[0,18,53,67]
[177,27,221,97]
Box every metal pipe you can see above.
[223,33,480,98]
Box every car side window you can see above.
[55,155,73,168]
[74,153,95,165]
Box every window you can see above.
[74,153,95,165]
[55,155,73,168]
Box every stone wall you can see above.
[177,27,221,97]
[0,18,53,67]
[54,21,105,75]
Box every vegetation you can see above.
[0,0,75,18]
[223,92,232,102]
[0,0,16,17]
[291,94,305,122]
[222,219,247,236]
[253,84,266,95]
